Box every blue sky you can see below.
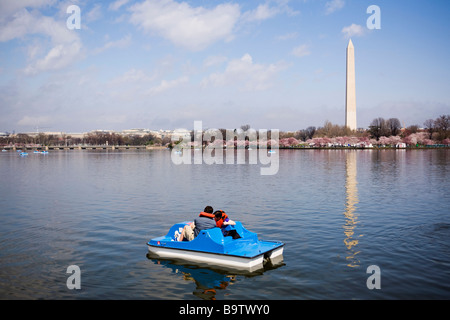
[1,0,449,133]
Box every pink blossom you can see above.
[280,138,290,147]
[378,136,390,145]
[348,136,359,145]
[287,137,300,146]
[358,136,369,143]
[422,139,435,146]
[403,134,417,146]
[388,136,402,145]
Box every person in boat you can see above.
[214,210,235,228]
[214,210,240,238]
[179,206,216,241]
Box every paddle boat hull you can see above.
[147,221,284,272]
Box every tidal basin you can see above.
[0,149,449,299]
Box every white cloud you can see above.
[203,55,228,68]
[277,32,298,41]
[108,68,188,97]
[0,9,37,42]
[0,8,82,75]
[24,42,82,75]
[93,34,132,54]
[129,0,241,51]
[241,1,300,24]
[17,115,52,127]
[85,4,103,23]
[241,3,279,22]
[0,0,54,20]
[291,44,311,57]
[341,24,365,38]
[325,0,345,15]
[109,0,130,11]
[148,76,189,95]
[202,53,286,91]
[110,68,156,86]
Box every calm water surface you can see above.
[0,149,449,299]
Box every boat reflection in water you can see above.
[343,151,361,268]
[146,252,284,300]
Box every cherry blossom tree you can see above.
[378,136,390,146]
[388,135,402,145]
[287,137,300,146]
[403,134,417,146]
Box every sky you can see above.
[0,0,449,133]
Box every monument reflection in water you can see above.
[343,151,361,268]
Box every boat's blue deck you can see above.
[148,221,283,258]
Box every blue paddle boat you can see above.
[147,221,284,271]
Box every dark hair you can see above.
[214,211,223,219]
[204,206,213,213]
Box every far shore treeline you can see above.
[1,115,449,149]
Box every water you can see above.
[0,149,449,299]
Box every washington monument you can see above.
[345,39,357,131]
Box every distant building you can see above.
[67,133,85,139]
[158,129,174,139]
[171,128,191,140]
[89,129,114,134]
[121,128,151,136]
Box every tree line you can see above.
[366,115,449,141]
[0,132,167,147]
[1,115,449,147]
[278,114,449,143]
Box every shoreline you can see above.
[1,145,166,151]
[1,145,448,151]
